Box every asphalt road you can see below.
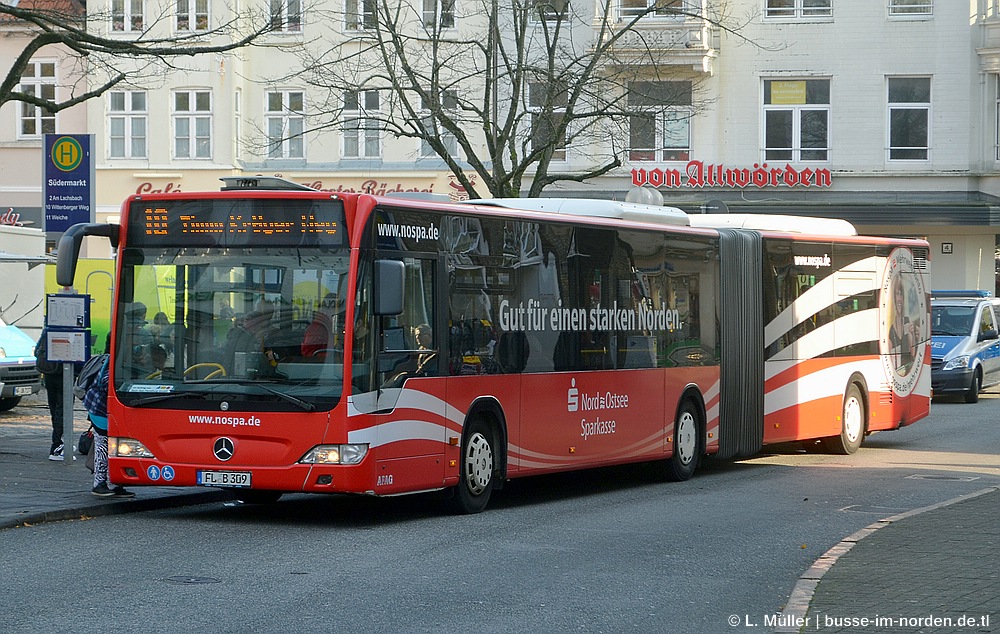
[2,392,998,633]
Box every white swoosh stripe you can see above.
[764,256,881,348]
[767,309,879,363]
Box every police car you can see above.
[930,290,1000,403]
[0,315,42,411]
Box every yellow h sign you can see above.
[51,136,83,171]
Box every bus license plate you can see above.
[14,386,33,396]
[197,470,251,488]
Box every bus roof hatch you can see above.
[219,176,317,191]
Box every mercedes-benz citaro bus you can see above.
[55,177,931,512]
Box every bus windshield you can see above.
[113,196,350,412]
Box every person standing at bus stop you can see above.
[34,326,70,461]
[82,352,134,498]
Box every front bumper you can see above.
[0,364,42,398]
[930,366,974,394]
[109,458,374,494]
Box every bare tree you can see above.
[286,0,752,199]
[0,0,279,114]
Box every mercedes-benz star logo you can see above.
[213,437,235,462]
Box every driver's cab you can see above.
[373,256,440,391]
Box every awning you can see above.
[0,250,55,268]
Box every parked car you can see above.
[930,290,1000,403]
[0,316,42,411]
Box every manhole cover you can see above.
[162,576,221,585]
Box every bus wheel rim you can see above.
[676,411,696,465]
[844,396,862,444]
[465,432,493,495]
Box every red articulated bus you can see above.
[56,177,931,512]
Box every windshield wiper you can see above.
[191,378,316,412]
[251,381,316,411]
[129,389,216,407]
[126,380,315,411]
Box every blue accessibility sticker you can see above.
[161,465,175,482]
[147,465,161,480]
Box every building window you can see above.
[266,90,305,159]
[270,0,301,32]
[423,0,455,29]
[234,89,242,158]
[109,91,147,159]
[628,81,692,162]
[764,0,832,19]
[173,90,212,159]
[176,0,209,31]
[888,0,932,16]
[887,77,930,161]
[620,0,684,20]
[529,82,567,162]
[17,60,56,137]
[420,91,459,158]
[763,79,829,162]
[346,0,377,30]
[530,0,568,22]
[343,90,381,159]
[995,76,1000,161]
[112,0,145,32]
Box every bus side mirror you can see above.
[56,223,120,287]
[373,259,404,316]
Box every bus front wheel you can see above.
[448,417,497,514]
[664,399,701,482]
[823,384,865,455]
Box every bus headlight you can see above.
[110,437,155,459]
[942,355,971,371]
[299,444,369,465]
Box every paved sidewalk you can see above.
[0,392,227,530]
[778,487,1000,633]
[2,393,998,634]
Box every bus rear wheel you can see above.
[448,417,497,514]
[664,399,701,481]
[823,384,865,455]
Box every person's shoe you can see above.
[48,444,64,461]
[112,486,135,498]
[91,483,115,497]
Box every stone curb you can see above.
[0,489,232,531]
[773,486,1000,633]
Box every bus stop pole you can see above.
[62,361,74,466]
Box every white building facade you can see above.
[4,0,998,290]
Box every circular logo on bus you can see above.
[213,437,235,462]
[878,247,927,396]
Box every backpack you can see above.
[33,333,61,375]
[82,358,109,418]
[74,353,109,400]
